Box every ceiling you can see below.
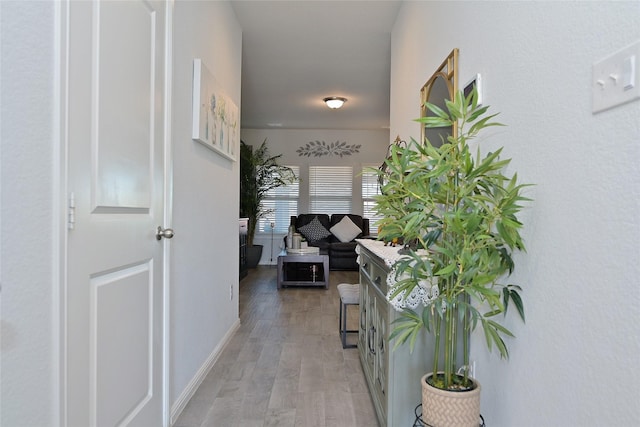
[230,1,402,130]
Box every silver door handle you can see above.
[156,226,174,240]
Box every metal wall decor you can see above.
[378,135,407,192]
[296,140,361,158]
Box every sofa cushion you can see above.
[330,215,362,242]
[330,241,358,254]
[295,214,330,230]
[331,213,364,230]
[298,215,332,243]
[310,240,331,253]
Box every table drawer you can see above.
[361,250,388,296]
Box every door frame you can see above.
[55,1,174,425]
[161,1,174,425]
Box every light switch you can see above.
[592,41,640,113]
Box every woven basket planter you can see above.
[421,373,481,427]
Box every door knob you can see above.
[156,226,174,240]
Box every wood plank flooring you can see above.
[174,266,379,427]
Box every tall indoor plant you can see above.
[375,88,531,426]
[240,139,297,267]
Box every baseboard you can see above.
[169,318,241,425]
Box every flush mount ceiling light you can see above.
[323,96,347,109]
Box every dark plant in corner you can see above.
[240,139,297,249]
[374,88,532,394]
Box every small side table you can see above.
[277,252,329,289]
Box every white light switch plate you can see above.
[592,41,640,113]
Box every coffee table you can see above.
[277,252,329,289]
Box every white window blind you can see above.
[309,166,353,215]
[362,165,382,235]
[258,166,299,233]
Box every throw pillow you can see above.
[330,215,362,243]
[298,216,332,242]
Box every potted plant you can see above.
[240,139,297,268]
[374,88,531,426]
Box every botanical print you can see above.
[297,140,361,158]
[192,59,238,161]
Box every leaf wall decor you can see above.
[296,140,361,157]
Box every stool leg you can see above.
[339,300,344,335]
[342,302,357,349]
[340,303,347,348]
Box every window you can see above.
[362,165,383,235]
[258,166,299,234]
[309,166,353,215]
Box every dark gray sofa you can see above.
[289,214,370,270]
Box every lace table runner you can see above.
[356,239,438,311]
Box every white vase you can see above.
[421,373,481,427]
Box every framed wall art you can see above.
[192,58,239,161]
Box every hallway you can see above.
[174,266,379,427]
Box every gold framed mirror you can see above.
[420,48,458,146]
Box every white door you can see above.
[65,1,169,425]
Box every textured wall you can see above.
[170,0,242,411]
[241,128,389,168]
[0,1,59,425]
[391,2,640,426]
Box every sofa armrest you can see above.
[362,218,370,237]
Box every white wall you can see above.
[391,2,640,426]
[241,129,389,170]
[1,2,60,425]
[169,0,242,419]
[241,128,389,264]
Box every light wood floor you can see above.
[174,266,379,427]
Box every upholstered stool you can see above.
[337,283,360,349]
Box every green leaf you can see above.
[487,319,515,338]
[421,306,433,332]
[508,287,526,321]
[468,113,504,136]
[467,105,490,122]
[444,97,462,120]
[489,326,509,359]
[435,263,457,276]
[418,116,452,128]
[390,328,415,351]
[424,101,451,120]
